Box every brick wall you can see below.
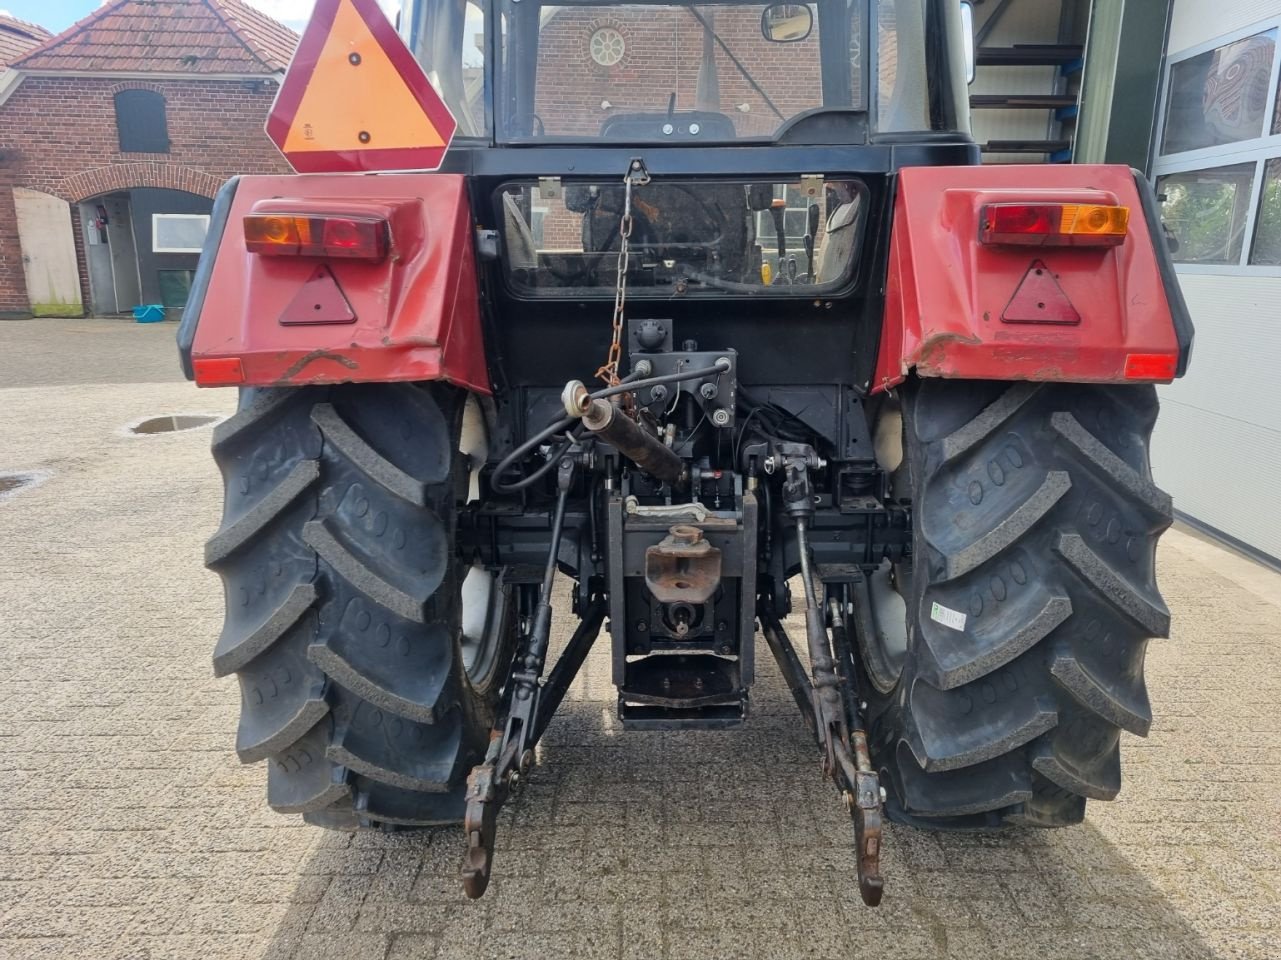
[0,74,290,317]
[0,161,22,316]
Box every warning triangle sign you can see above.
[1001,259,1081,325]
[266,0,457,173]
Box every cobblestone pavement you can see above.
[1,319,1279,960]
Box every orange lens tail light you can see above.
[981,203,1129,247]
[244,214,389,261]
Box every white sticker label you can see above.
[930,601,967,632]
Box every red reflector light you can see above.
[981,203,1129,247]
[1124,353,1177,381]
[193,357,245,386]
[244,214,389,261]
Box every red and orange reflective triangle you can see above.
[266,0,457,173]
[1001,259,1081,325]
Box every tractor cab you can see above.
[399,0,973,304]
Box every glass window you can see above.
[877,0,925,130]
[152,214,210,254]
[1161,30,1277,155]
[403,0,489,137]
[877,0,968,133]
[158,270,195,309]
[403,0,971,142]
[496,177,865,296]
[456,2,487,136]
[1250,157,1281,264]
[526,4,837,140]
[1156,163,1256,264]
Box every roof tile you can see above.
[12,0,298,75]
[0,14,52,68]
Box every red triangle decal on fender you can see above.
[1001,259,1080,325]
[279,264,357,325]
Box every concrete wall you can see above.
[1153,274,1281,561]
[1152,0,1281,562]
[1169,0,1281,50]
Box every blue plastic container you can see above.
[133,304,166,323]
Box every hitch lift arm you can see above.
[461,456,607,898]
[758,450,885,906]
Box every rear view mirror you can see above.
[761,3,813,43]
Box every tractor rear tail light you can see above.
[981,203,1129,247]
[243,214,389,261]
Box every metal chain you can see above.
[596,159,649,386]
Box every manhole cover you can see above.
[129,414,220,435]
[0,471,50,502]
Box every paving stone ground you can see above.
[1,317,1279,960]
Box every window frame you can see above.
[1153,17,1281,276]
[151,214,211,254]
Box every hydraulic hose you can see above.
[492,426,585,494]
[489,360,730,494]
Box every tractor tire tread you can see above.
[213,582,318,678]
[871,380,1170,828]
[302,520,436,624]
[209,384,500,830]
[311,403,429,507]
[205,459,320,566]
[943,470,1071,580]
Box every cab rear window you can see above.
[496,177,866,297]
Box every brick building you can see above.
[0,0,296,319]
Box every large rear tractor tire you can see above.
[863,380,1172,828]
[207,383,516,829]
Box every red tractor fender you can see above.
[872,164,1193,393]
[181,173,490,392]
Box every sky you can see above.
[0,0,395,35]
